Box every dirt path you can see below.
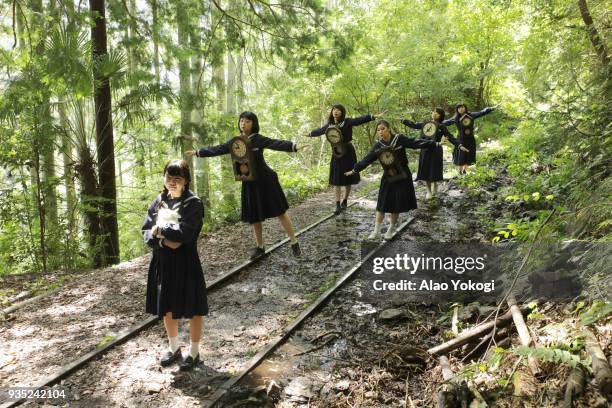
[0,178,378,394]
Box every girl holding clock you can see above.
[306,104,385,214]
[186,111,307,260]
[344,120,438,240]
[401,107,468,199]
[442,104,495,174]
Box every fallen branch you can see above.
[562,366,586,408]
[584,327,612,398]
[428,306,529,356]
[507,293,541,376]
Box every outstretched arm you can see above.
[308,123,330,137]
[401,119,424,130]
[441,117,456,127]
[441,126,460,147]
[396,134,438,150]
[471,107,495,119]
[346,146,378,175]
[193,139,232,157]
[257,134,298,152]
[346,114,375,127]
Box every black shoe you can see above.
[291,242,301,257]
[334,202,342,215]
[249,246,266,260]
[179,354,200,371]
[341,199,348,210]
[160,348,182,367]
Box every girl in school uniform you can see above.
[142,159,207,371]
[402,107,469,198]
[307,104,384,214]
[186,111,306,260]
[345,120,438,240]
[442,104,495,174]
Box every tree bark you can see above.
[90,0,120,265]
[577,0,609,68]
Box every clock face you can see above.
[326,127,342,144]
[422,122,437,138]
[461,116,472,127]
[379,150,395,165]
[232,139,248,158]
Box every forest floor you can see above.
[1,148,610,408]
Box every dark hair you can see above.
[455,104,468,118]
[434,107,446,122]
[375,119,395,136]
[327,104,346,124]
[238,111,260,134]
[162,159,191,199]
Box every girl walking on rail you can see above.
[442,104,496,174]
[345,120,438,240]
[402,107,469,198]
[306,104,385,214]
[187,111,308,260]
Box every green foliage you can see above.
[580,301,612,326]
[512,346,585,369]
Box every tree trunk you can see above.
[177,0,193,158]
[90,0,120,265]
[59,105,77,242]
[190,24,210,212]
[151,0,161,84]
[577,0,609,68]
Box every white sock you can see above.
[373,221,382,234]
[290,237,298,245]
[190,341,200,358]
[168,336,179,353]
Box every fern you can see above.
[513,346,583,368]
[580,301,612,326]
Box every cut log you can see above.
[506,294,541,376]
[561,366,585,408]
[437,356,457,408]
[437,356,470,408]
[452,305,460,336]
[512,365,537,407]
[584,328,612,398]
[428,306,529,356]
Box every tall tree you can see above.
[90,0,120,264]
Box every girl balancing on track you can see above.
[345,120,439,240]
[402,107,469,199]
[442,104,496,174]
[186,111,309,260]
[306,104,385,215]
[142,159,207,371]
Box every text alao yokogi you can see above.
[372,254,486,275]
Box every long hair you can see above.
[161,159,191,201]
[434,107,446,122]
[238,111,260,134]
[454,103,468,119]
[327,104,346,124]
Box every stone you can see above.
[379,308,404,321]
